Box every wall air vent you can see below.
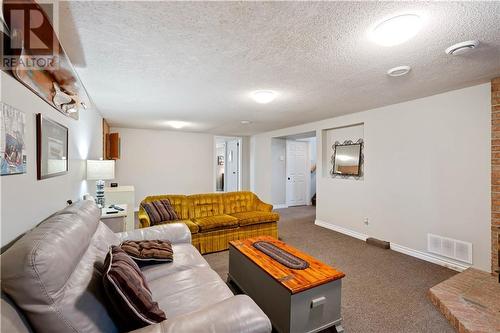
[427,234,472,264]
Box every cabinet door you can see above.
[107,133,120,159]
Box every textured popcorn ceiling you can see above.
[59,1,500,135]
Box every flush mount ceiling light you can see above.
[387,65,411,77]
[165,120,188,129]
[252,90,277,104]
[445,40,480,55]
[241,120,252,125]
[369,14,422,46]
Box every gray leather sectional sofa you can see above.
[1,199,272,333]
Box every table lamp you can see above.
[86,160,115,208]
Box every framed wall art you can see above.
[36,113,68,180]
[0,102,27,176]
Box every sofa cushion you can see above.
[223,191,257,214]
[155,199,179,221]
[142,200,179,226]
[142,195,190,220]
[154,219,199,234]
[103,246,166,330]
[180,220,199,233]
[189,194,224,218]
[148,267,234,318]
[141,243,209,282]
[231,211,280,226]
[121,240,173,263]
[193,214,239,232]
[1,200,121,333]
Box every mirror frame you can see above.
[332,142,362,177]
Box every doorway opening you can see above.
[271,131,317,208]
[215,136,242,192]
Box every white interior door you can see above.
[286,140,308,206]
[225,140,239,192]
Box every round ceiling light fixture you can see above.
[241,120,252,125]
[387,65,411,77]
[445,40,480,55]
[165,120,188,129]
[369,14,422,47]
[252,90,277,104]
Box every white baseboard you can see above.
[389,243,469,272]
[315,219,368,241]
[273,204,289,209]
[314,219,470,272]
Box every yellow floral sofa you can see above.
[138,191,279,254]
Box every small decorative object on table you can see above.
[87,160,115,208]
[253,241,309,270]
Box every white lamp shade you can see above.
[86,160,115,180]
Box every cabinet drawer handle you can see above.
[311,296,326,308]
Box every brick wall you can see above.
[492,77,500,274]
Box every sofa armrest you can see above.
[127,295,271,333]
[256,198,273,212]
[138,209,151,228]
[117,223,191,244]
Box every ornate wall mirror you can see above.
[332,143,362,176]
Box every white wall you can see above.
[307,138,317,201]
[0,72,103,247]
[240,136,251,190]
[111,128,251,208]
[251,83,491,272]
[271,138,286,205]
[111,127,215,208]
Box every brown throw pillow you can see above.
[103,246,166,330]
[121,240,173,263]
[142,199,179,225]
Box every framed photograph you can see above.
[36,113,68,180]
[0,102,27,176]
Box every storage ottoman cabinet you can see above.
[228,236,346,333]
[138,191,280,254]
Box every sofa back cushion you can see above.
[141,195,189,220]
[223,191,257,214]
[189,194,224,218]
[1,200,121,333]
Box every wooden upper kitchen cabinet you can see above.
[103,119,120,160]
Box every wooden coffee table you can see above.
[228,236,345,333]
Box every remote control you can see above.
[109,204,124,211]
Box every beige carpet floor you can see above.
[203,206,456,333]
